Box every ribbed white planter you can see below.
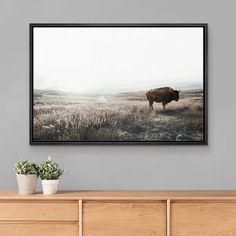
[16,174,37,195]
[42,180,59,195]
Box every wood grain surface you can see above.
[83,202,166,236]
[1,190,236,200]
[0,222,78,236]
[0,201,78,221]
[171,202,236,236]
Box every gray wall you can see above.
[0,0,235,190]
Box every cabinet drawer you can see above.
[83,202,166,236]
[171,202,236,236]
[0,201,78,221]
[0,222,78,236]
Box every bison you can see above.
[146,87,180,111]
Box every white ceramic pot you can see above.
[42,179,59,195]
[16,174,38,195]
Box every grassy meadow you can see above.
[33,89,204,142]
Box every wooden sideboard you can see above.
[1,191,236,236]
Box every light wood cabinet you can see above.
[0,201,78,221]
[171,202,236,236]
[0,200,79,236]
[83,202,166,236]
[0,223,78,236]
[1,191,236,236]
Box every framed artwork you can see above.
[30,24,208,145]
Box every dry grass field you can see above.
[33,90,204,142]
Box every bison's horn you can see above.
[178,90,181,93]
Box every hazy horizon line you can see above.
[34,87,203,96]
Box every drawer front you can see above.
[172,202,236,236]
[83,202,166,236]
[0,223,78,236]
[0,202,78,221]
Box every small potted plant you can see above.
[14,159,38,195]
[38,157,64,195]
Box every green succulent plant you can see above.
[38,157,64,180]
[14,159,38,175]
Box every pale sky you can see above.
[34,27,204,94]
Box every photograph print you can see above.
[30,24,207,144]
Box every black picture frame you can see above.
[30,23,208,145]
